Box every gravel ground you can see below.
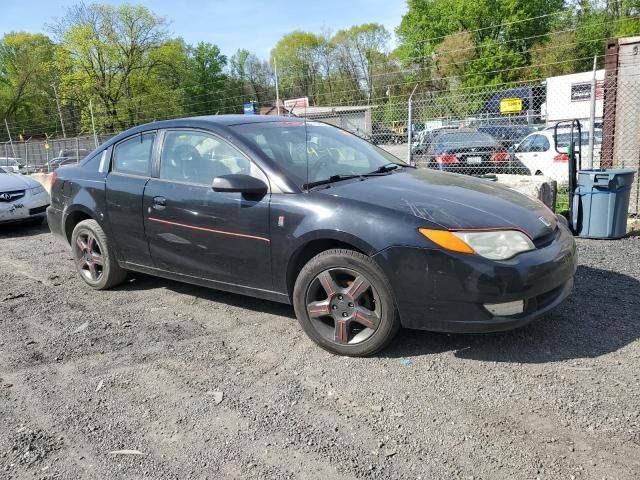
[1,222,639,479]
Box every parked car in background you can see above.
[477,125,540,149]
[48,115,576,356]
[411,126,459,155]
[514,128,603,184]
[0,166,50,225]
[370,123,398,145]
[0,157,24,174]
[414,129,524,175]
[50,148,90,168]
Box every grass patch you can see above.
[556,185,570,215]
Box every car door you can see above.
[514,135,538,174]
[532,135,552,175]
[142,129,272,290]
[105,131,156,266]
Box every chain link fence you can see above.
[294,61,638,215]
[1,135,104,174]
[2,46,638,216]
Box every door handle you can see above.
[152,196,166,209]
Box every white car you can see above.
[0,157,24,174]
[0,167,50,225]
[514,129,602,185]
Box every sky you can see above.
[0,0,407,59]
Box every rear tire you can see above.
[293,249,400,356]
[71,219,127,290]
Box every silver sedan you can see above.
[0,167,50,225]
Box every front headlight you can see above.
[30,185,45,196]
[419,228,535,260]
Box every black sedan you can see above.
[47,116,576,356]
[415,129,520,175]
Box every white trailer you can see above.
[542,70,605,124]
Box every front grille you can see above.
[0,190,25,202]
[519,282,567,317]
[29,205,49,215]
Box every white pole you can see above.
[274,57,281,116]
[588,55,597,170]
[4,119,16,158]
[51,84,67,138]
[89,99,99,148]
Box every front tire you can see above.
[293,249,400,356]
[71,219,127,290]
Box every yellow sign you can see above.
[44,143,50,150]
[500,97,523,114]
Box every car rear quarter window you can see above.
[113,133,155,176]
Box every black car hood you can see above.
[322,168,557,239]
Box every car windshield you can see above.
[231,120,406,188]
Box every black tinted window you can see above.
[113,133,155,176]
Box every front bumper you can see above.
[0,192,50,224]
[373,223,577,333]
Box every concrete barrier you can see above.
[30,173,54,194]
[494,174,557,210]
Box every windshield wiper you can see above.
[304,174,363,189]
[364,163,412,175]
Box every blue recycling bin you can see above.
[574,168,636,239]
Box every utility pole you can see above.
[89,99,99,148]
[51,83,67,138]
[4,119,16,158]
[273,57,281,116]
[587,55,598,169]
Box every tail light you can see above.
[436,154,459,164]
[553,153,569,162]
[490,152,510,162]
[51,171,58,187]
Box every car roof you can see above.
[149,114,296,128]
[103,115,305,147]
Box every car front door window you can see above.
[517,137,534,153]
[160,130,265,185]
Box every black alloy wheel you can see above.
[293,249,400,356]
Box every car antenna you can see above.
[304,110,309,193]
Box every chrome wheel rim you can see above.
[75,231,104,282]
[305,267,381,345]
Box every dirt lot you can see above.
[1,222,639,480]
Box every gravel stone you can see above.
[1,223,639,479]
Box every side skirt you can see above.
[120,261,291,305]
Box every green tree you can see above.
[51,3,174,131]
[271,31,324,104]
[0,32,59,137]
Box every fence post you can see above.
[76,137,80,163]
[407,84,419,166]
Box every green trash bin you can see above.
[575,168,636,239]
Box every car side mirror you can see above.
[212,174,268,196]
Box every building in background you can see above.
[542,70,605,124]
